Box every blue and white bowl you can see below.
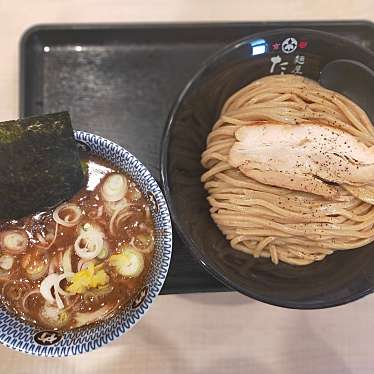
[0,131,173,357]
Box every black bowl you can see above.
[161,28,374,309]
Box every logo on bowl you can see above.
[147,191,159,213]
[281,37,298,54]
[34,330,63,346]
[132,286,148,309]
[270,55,289,74]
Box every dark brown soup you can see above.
[0,155,154,330]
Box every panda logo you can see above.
[281,37,298,54]
[34,330,63,346]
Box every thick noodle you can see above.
[201,74,374,265]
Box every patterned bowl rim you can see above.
[0,130,173,357]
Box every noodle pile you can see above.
[201,74,374,265]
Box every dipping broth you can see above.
[0,155,154,330]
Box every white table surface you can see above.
[0,0,374,373]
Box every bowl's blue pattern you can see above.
[0,131,173,357]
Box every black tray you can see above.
[20,21,374,294]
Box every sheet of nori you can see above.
[0,112,84,219]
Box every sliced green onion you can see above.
[80,160,89,175]
[109,247,144,278]
[97,240,109,259]
[22,253,49,281]
[0,255,14,271]
[62,246,73,275]
[101,174,128,202]
[39,303,70,329]
[1,230,28,254]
